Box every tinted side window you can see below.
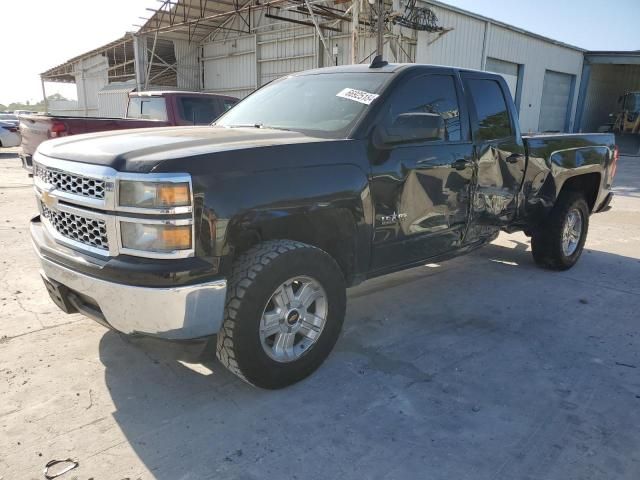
[179,97,223,124]
[384,74,462,142]
[467,79,512,140]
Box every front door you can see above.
[369,70,474,272]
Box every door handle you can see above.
[451,159,470,170]
[505,153,524,164]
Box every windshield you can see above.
[215,72,391,138]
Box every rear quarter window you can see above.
[467,79,513,140]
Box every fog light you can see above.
[120,222,192,252]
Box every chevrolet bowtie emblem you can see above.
[41,190,58,209]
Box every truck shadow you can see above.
[98,240,640,479]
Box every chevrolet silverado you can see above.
[30,59,617,389]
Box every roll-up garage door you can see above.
[485,57,518,100]
[538,70,574,133]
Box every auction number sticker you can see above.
[336,88,379,105]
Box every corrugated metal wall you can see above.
[581,64,640,132]
[203,34,257,99]
[73,55,109,117]
[416,6,485,69]
[97,82,136,118]
[174,39,201,90]
[201,10,413,99]
[258,27,317,86]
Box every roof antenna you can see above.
[369,55,388,68]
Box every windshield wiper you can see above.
[226,123,265,128]
[225,123,292,132]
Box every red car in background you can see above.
[19,91,238,172]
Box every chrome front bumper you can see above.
[33,235,227,341]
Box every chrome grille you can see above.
[41,203,109,251]
[34,163,106,200]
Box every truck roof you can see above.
[129,90,237,100]
[294,62,499,78]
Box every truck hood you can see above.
[37,126,333,172]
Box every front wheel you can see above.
[216,240,346,389]
[531,191,589,270]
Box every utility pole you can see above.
[40,78,48,113]
[376,0,384,56]
[351,0,359,64]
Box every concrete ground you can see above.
[1,146,639,480]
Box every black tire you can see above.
[216,240,346,389]
[531,191,589,270]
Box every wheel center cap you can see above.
[286,310,300,326]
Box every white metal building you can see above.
[40,0,638,134]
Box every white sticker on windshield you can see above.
[336,88,379,105]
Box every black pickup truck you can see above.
[30,60,617,389]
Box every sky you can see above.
[1,0,638,105]
[0,0,154,105]
[443,0,640,51]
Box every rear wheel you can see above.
[216,240,346,389]
[531,191,589,270]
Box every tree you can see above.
[2,94,71,113]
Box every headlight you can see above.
[119,180,190,209]
[120,222,192,252]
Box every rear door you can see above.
[369,68,474,271]
[461,72,526,231]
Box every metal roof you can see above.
[40,35,139,84]
[41,33,177,86]
[138,0,291,42]
[584,51,640,65]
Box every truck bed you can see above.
[522,132,615,165]
[521,132,616,217]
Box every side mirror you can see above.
[376,112,445,146]
[617,95,623,104]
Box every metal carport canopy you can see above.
[137,0,294,43]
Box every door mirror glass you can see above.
[378,112,445,145]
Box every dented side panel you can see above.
[520,133,615,225]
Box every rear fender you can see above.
[521,137,614,224]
